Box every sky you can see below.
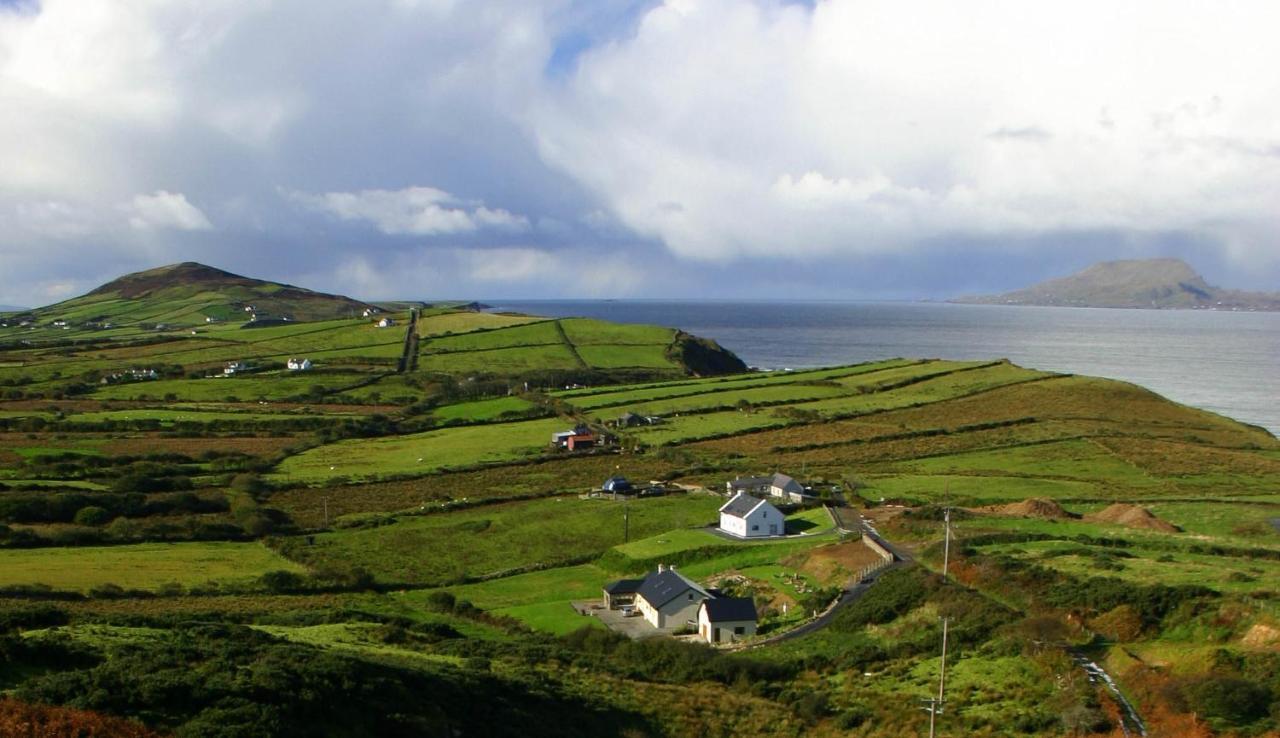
[1,0,1278,307]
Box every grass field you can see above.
[271,417,568,482]
[278,494,725,586]
[0,541,304,592]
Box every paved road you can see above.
[742,507,913,648]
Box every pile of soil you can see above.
[992,498,1074,519]
[1086,503,1179,533]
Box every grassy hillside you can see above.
[0,278,1276,736]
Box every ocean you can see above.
[487,300,1280,437]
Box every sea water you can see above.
[488,300,1280,437]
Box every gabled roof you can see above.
[701,597,757,623]
[771,472,803,491]
[636,569,710,609]
[603,578,644,595]
[718,491,770,519]
[727,475,770,489]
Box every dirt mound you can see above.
[993,498,1073,519]
[1242,623,1280,650]
[1086,503,1179,533]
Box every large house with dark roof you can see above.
[600,565,713,630]
[698,597,758,644]
[718,492,785,538]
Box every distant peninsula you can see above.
[953,258,1280,311]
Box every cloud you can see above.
[289,186,529,236]
[2,0,1280,306]
[126,190,212,231]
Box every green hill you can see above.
[8,262,376,327]
[954,258,1280,310]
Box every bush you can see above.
[1183,676,1271,726]
[259,570,306,593]
[72,506,112,527]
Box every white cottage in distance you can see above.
[718,492,785,538]
[286,358,312,371]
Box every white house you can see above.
[286,358,313,371]
[377,317,396,328]
[224,361,249,376]
[362,308,379,317]
[718,492,785,538]
[726,472,808,503]
[633,565,712,630]
[697,597,758,644]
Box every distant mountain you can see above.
[0,305,27,313]
[23,262,375,325]
[953,258,1280,311]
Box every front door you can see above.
[713,627,721,643]
[769,523,778,535]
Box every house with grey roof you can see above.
[633,565,712,630]
[726,472,809,503]
[718,492,785,538]
[697,597,758,644]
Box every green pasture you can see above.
[417,311,543,337]
[280,494,724,586]
[424,320,562,352]
[625,409,792,445]
[419,344,583,374]
[574,344,674,370]
[556,359,920,407]
[432,396,541,423]
[0,541,304,592]
[272,417,567,483]
[557,318,674,345]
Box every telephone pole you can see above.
[942,506,952,578]
[925,616,951,738]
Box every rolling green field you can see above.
[277,494,725,586]
[0,541,304,592]
[3,268,1280,737]
[272,417,568,482]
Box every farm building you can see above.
[634,565,712,630]
[602,476,632,494]
[600,578,644,610]
[718,492,784,538]
[552,424,595,449]
[614,412,663,428]
[377,317,396,328]
[726,472,808,503]
[223,361,249,376]
[697,598,758,644]
[286,358,313,371]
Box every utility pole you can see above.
[925,616,951,738]
[942,506,951,578]
[322,497,329,528]
[623,496,630,543]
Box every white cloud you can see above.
[126,190,212,231]
[289,186,529,236]
[534,0,1280,262]
[2,0,1280,305]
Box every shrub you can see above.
[72,506,112,527]
[1183,676,1271,726]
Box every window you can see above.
[751,524,759,531]
[688,593,693,600]
[734,626,745,635]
